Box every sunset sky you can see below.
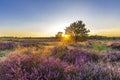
[0,0,120,37]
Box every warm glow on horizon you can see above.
[62,34,69,38]
[91,28,120,37]
[62,34,71,41]
[0,32,41,37]
[0,28,120,37]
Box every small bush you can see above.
[102,52,120,62]
[63,49,90,64]
[109,42,120,50]
[77,63,120,80]
[63,49,100,64]
[51,45,68,59]
[0,42,16,50]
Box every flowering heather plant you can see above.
[19,41,39,47]
[63,49,88,64]
[0,42,16,50]
[51,45,68,59]
[76,63,120,80]
[0,52,79,80]
[109,42,120,50]
[63,49,120,80]
[102,52,120,62]
[63,49,99,64]
[0,46,120,80]
[29,58,78,80]
[0,53,35,80]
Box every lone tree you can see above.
[65,20,90,42]
[55,32,63,40]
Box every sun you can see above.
[62,34,69,38]
[62,34,70,41]
[64,34,69,38]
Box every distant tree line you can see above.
[89,35,120,40]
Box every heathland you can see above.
[0,37,120,80]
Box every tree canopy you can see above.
[55,32,63,40]
[65,20,90,42]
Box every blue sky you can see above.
[0,0,120,37]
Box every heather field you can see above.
[1,0,120,80]
[0,38,120,80]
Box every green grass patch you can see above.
[91,43,111,53]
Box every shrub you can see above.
[63,49,120,80]
[63,49,90,64]
[102,52,120,62]
[63,49,100,64]
[0,42,16,50]
[0,53,78,80]
[109,42,120,50]
[51,45,68,59]
[76,63,120,80]
[19,41,40,48]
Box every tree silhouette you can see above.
[55,32,63,40]
[65,20,90,42]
